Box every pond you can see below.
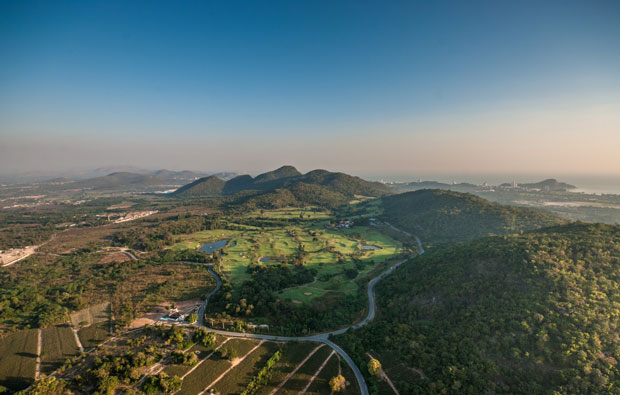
[361,244,381,250]
[200,239,235,254]
[260,257,272,263]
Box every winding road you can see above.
[195,224,424,395]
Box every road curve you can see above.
[197,224,424,395]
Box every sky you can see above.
[1,0,619,178]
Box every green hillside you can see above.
[71,172,167,189]
[175,166,392,206]
[335,223,620,394]
[172,175,225,196]
[381,189,565,247]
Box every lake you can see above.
[200,239,235,254]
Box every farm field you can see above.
[70,302,110,327]
[277,344,333,393]
[178,338,260,395]
[40,323,79,375]
[78,321,110,350]
[162,335,227,377]
[0,329,38,391]
[256,341,319,395]
[210,341,280,394]
[305,349,339,394]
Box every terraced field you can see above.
[40,323,79,375]
[0,329,38,391]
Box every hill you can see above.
[171,175,226,196]
[335,223,620,394]
[176,166,392,205]
[70,172,167,189]
[381,189,566,247]
[520,178,577,191]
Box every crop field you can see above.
[178,338,260,395]
[40,323,80,375]
[70,302,110,327]
[162,335,227,377]
[276,344,333,393]
[256,341,321,395]
[0,329,38,391]
[211,341,280,394]
[78,321,110,350]
[305,349,339,394]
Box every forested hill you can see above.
[381,189,566,247]
[336,223,620,394]
[172,175,226,196]
[174,165,392,204]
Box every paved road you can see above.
[195,224,425,395]
[197,265,222,327]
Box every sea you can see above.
[363,173,620,196]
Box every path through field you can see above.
[35,329,42,380]
[197,340,265,395]
[269,344,325,394]
[301,350,335,394]
[367,352,400,395]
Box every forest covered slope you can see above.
[335,223,620,394]
[381,189,566,248]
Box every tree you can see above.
[368,358,382,376]
[329,375,346,392]
[186,312,198,324]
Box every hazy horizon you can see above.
[1,1,619,176]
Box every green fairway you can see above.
[170,208,402,308]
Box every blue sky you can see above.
[1,0,619,176]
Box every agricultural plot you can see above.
[305,350,339,394]
[178,338,260,395]
[40,323,80,375]
[276,345,333,393]
[210,341,279,395]
[256,342,321,395]
[70,302,110,327]
[162,335,227,377]
[78,321,110,350]
[0,329,38,391]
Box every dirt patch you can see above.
[128,299,202,329]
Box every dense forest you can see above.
[335,223,620,394]
[380,189,566,248]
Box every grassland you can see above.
[0,329,38,391]
[40,323,79,375]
